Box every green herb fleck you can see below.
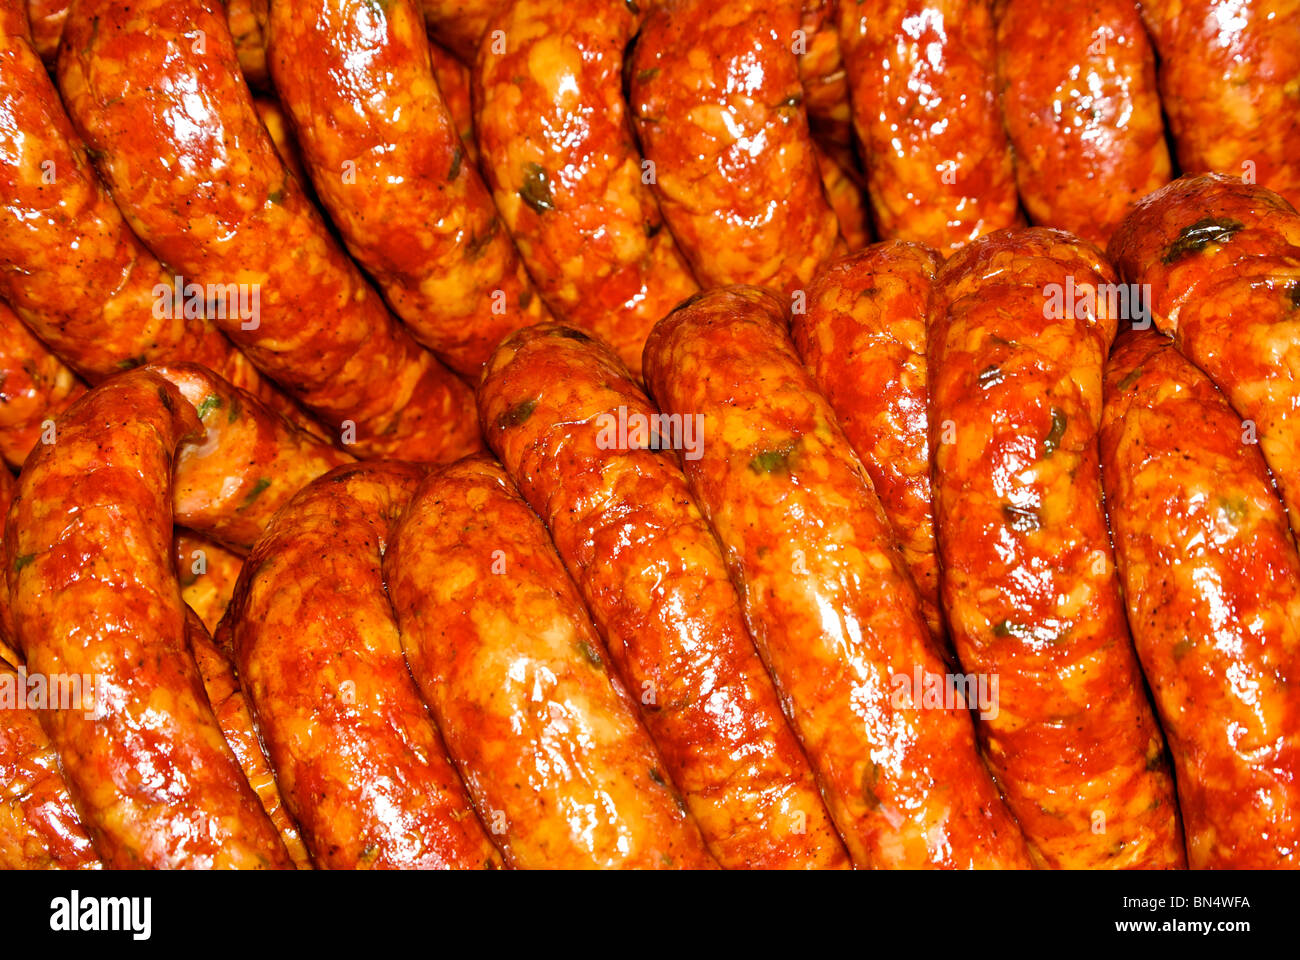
[1002,503,1041,533]
[992,619,1023,638]
[115,355,146,371]
[1115,366,1144,392]
[1043,408,1068,455]
[240,477,272,510]
[861,761,881,810]
[195,394,221,420]
[519,162,555,214]
[748,440,800,474]
[1172,638,1195,661]
[1161,217,1244,264]
[13,553,35,572]
[447,145,463,182]
[648,767,666,787]
[465,218,499,260]
[497,397,537,430]
[635,67,659,84]
[227,395,243,424]
[1289,282,1300,309]
[1218,497,1249,523]
[551,327,591,342]
[267,188,284,205]
[577,640,603,668]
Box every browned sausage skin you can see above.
[1107,174,1300,541]
[996,0,1172,246]
[1101,328,1300,868]
[928,228,1184,868]
[0,300,84,470]
[478,323,849,868]
[56,0,479,460]
[5,371,293,867]
[269,0,546,379]
[385,456,719,869]
[791,242,944,639]
[643,286,1033,868]
[228,462,502,869]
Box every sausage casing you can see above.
[385,456,719,869]
[996,0,1171,246]
[269,0,545,378]
[475,0,696,374]
[792,242,944,639]
[56,0,479,460]
[838,0,1021,255]
[1101,328,1300,868]
[643,286,1033,868]
[5,371,293,867]
[0,300,83,470]
[1107,174,1300,540]
[630,0,842,294]
[229,462,501,869]
[478,323,849,869]
[929,228,1184,868]
[1140,0,1300,209]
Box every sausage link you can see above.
[174,531,245,635]
[252,97,310,189]
[1101,328,1300,868]
[0,1,271,394]
[814,146,870,252]
[0,300,84,470]
[791,242,944,639]
[56,0,479,460]
[478,323,849,869]
[797,0,851,146]
[229,462,501,869]
[1107,174,1300,539]
[5,371,294,867]
[1140,0,1300,210]
[270,0,546,378]
[227,0,270,88]
[643,286,1033,868]
[0,659,101,869]
[929,227,1184,868]
[418,0,506,62]
[22,0,61,61]
[996,0,1171,247]
[152,362,354,551]
[629,0,843,295]
[838,0,1021,256]
[428,39,478,166]
[385,456,719,869]
[474,0,696,375]
[185,606,313,868]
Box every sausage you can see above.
[996,0,1172,247]
[22,0,61,62]
[174,531,245,635]
[0,0,269,394]
[838,0,1021,256]
[151,362,354,551]
[478,323,849,869]
[228,461,502,869]
[797,0,852,147]
[252,97,310,189]
[814,146,871,252]
[227,0,271,88]
[643,286,1033,868]
[269,0,546,379]
[418,0,506,62]
[1107,173,1300,540]
[5,370,294,867]
[1140,0,1300,210]
[56,0,479,460]
[1100,328,1300,868]
[629,0,843,295]
[0,466,18,669]
[186,607,313,868]
[0,299,83,470]
[475,0,696,375]
[0,658,102,869]
[428,38,478,167]
[928,227,1184,868]
[791,242,945,639]
[384,456,719,869]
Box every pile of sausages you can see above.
[1,0,1297,869]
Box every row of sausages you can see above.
[4,171,1298,868]
[3,0,1299,474]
